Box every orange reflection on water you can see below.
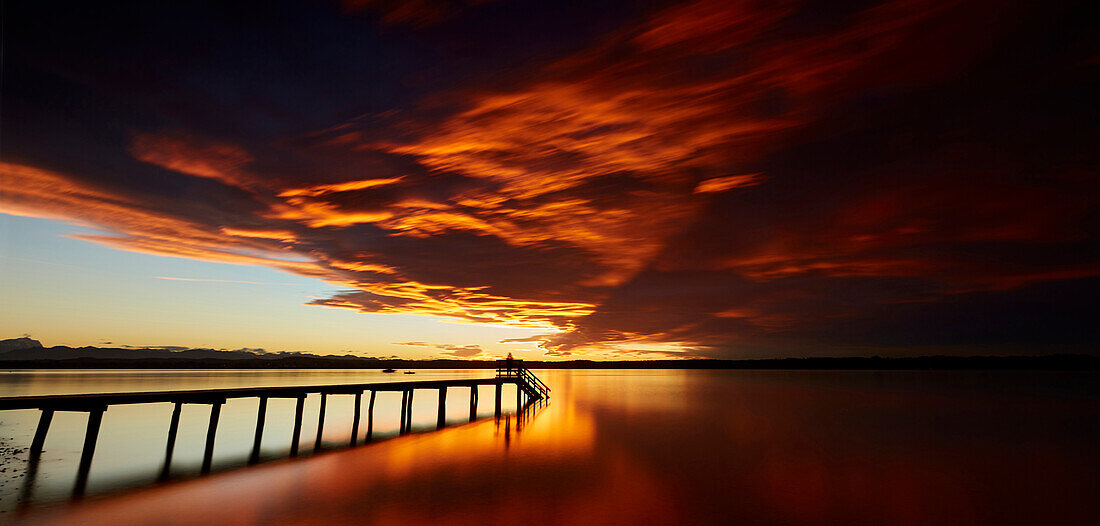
[22,396,598,526]
[14,370,1100,526]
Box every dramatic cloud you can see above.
[3,0,1096,357]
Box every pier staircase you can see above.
[496,361,550,401]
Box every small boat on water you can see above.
[382,368,396,373]
[403,371,416,374]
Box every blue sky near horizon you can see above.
[0,214,548,358]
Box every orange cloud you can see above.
[1,161,239,249]
[278,177,405,198]
[221,227,298,242]
[380,81,791,200]
[694,173,764,193]
[310,278,595,329]
[130,132,255,188]
[268,197,395,228]
[328,259,399,275]
[0,161,329,279]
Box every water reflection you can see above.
[5,370,1100,525]
[0,370,528,513]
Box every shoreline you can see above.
[0,354,1097,370]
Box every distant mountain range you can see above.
[0,337,43,353]
[0,338,1097,370]
[0,338,384,365]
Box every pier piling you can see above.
[29,409,53,461]
[74,407,105,497]
[350,391,362,446]
[290,396,305,456]
[495,383,502,417]
[160,402,182,479]
[399,391,408,434]
[21,408,55,504]
[404,390,415,432]
[201,401,223,474]
[437,387,447,428]
[315,393,328,450]
[469,387,478,421]
[367,390,376,441]
[249,397,268,464]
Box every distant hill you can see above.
[0,343,1096,370]
[0,344,374,363]
[0,337,43,353]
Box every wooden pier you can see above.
[0,362,549,503]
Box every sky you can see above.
[0,0,1097,360]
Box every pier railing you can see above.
[0,369,550,505]
[495,361,550,401]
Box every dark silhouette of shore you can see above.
[0,344,1096,370]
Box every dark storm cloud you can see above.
[1,0,1096,357]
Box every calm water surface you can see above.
[2,369,1098,525]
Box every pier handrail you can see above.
[0,377,506,411]
[517,367,550,396]
[495,360,550,400]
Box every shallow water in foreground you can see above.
[3,369,1099,525]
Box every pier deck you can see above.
[0,362,549,504]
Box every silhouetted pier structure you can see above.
[0,362,548,504]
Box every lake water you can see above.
[1,369,1098,525]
